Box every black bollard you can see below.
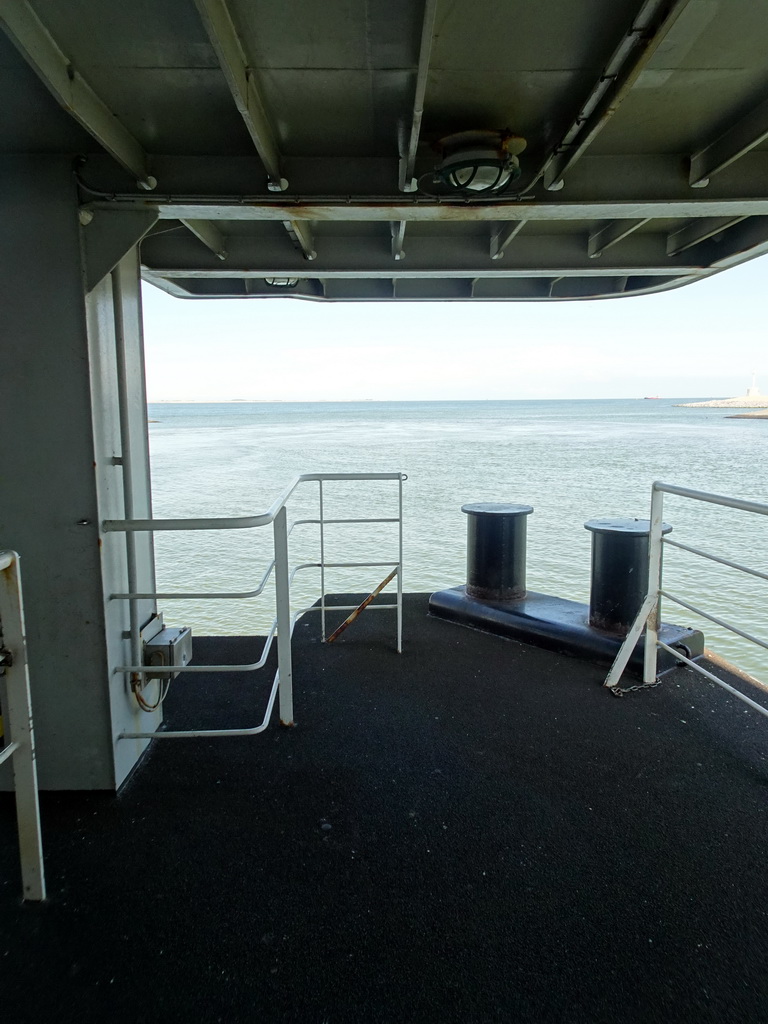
[584,517,672,634]
[462,503,533,601]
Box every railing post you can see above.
[397,474,404,653]
[319,479,326,642]
[0,552,46,901]
[273,507,294,726]
[644,485,664,683]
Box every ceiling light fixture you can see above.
[420,130,527,196]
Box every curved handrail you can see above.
[103,472,407,533]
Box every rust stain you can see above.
[327,567,399,644]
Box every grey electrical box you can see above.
[143,626,193,679]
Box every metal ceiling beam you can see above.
[392,0,439,261]
[151,263,707,280]
[588,219,649,258]
[141,270,201,299]
[145,272,698,303]
[708,216,768,271]
[388,0,440,261]
[105,198,768,223]
[0,0,227,259]
[490,221,527,260]
[191,0,322,260]
[282,220,317,261]
[689,96,768,187]
[541,0,693,190]
[0,0,152,188]
[141,230,705,277]
[192,0,284,188]
[399,0,439,193]
[666,216,748,256]
[92,151,768,205]
[391,221,407,261]
[180,219,228,260]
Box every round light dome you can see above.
[427,130,527,196]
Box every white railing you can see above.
[103,472,406,740]
[0,551,46,901]
[605,482,768,717]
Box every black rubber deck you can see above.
[1,594,767,1023]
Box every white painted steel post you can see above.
[273,508,294,726]
[397,474,404,653]
[644,485,664,683]
[319,479,326,642]
[113,273,143,694]
[0,552,46,901]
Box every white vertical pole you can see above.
[273,508,294,726]
[0,552,46,901]
[397,474,403,653]
[644,486,664,683]
[319,479,326,642]
[112,272,143,695]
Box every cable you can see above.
[73,162,536,209]
[132,674,172,712]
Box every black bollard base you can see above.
[428,586,704,678]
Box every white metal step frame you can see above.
[604,482,768,719]
[0,551,46,901]
[103,472,406,740]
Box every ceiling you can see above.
[4,0,768,301]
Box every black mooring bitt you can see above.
[462,503,533,601]
[429,504,704,676]
[584,518,672,635]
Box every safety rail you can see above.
[102,472,405,740]
[605,482,768,718]
[0,551,46,901]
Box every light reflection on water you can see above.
[147,399,768,680]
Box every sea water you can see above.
[147,399,768,679]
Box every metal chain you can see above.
[608,678,662,697]
[609,644,692,696]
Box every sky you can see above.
[141,256,768,402]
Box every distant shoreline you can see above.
[146,396,718,405]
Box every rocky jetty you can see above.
[677,380,768,408]
[678,396,768,408]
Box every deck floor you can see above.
[2,594,768,1023]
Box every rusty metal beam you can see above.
[102,198,768,223]
[542,0,693,190]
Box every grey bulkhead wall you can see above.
[0,155,158,790]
